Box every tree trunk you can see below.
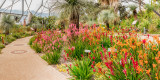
[133,10,137,20]
[70,11,79,29]
[106,22,109,30]
[34,28,37,32]
[5,28,9,36]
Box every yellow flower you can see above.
[95,62,101,68]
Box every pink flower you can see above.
[71,46,75,51]
[62,36,67,42]
[123,68,127,76]
[52,46,54,50]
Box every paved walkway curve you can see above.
[0,36,68,80]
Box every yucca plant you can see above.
[0,14,14,35]
[98,10,117,30]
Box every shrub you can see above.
[12,33,21,39]
[29,36,36,46]
[68,58,93,80]
[0,44,5,49]
[157,20,160,28]
[32,43,42,53]
[41,52,61,64]
[5,35,16,43]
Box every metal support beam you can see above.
[34,0,43,15]
[0,0,6,9]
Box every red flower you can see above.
[93,69,96,72]
[81,54,84,58]
[142,39,146,44]
[91,64,94,68]
[67,53,69,57]
[93,57,95,60]
[108,52,111,58]
[92,61,95,64]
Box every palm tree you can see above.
[0,14,14,35]
[53,0,94,29]
[98,10,117,30]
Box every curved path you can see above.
[0,36,68,80]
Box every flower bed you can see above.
[30,24,160,80]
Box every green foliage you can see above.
[118,4,128,20]
[145,4,154,13]
[4,35,16,43]
[129,5,137,11]
[98,10,117,24]
[0,14,14,35]
[0,44,5,49]
[32,43,42,53]
[12,33,21,39]
[41,52,61,64]
[65,36,92,60]
[157,20,160,28]
[29,36,36,46]
[68,58,93,80]
[138,19,150,30]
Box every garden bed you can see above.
[30,24,160,80]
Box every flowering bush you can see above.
[30,30,64,64]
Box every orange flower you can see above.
[136,66,143,74]
[146,69,150,75]
[137,42,142,46]
[152,45,158,51]
[144,61,148,64]
[158,60,160,64]
[155,73,158,80]
[155,57,159,61]
[137,50,143,55]
[139,60,143,66]
[143,53,148,59]
[158,51,160,58]
[131,45,136,50]
[152,64,157,68]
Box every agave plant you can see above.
[0,14,14,35]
